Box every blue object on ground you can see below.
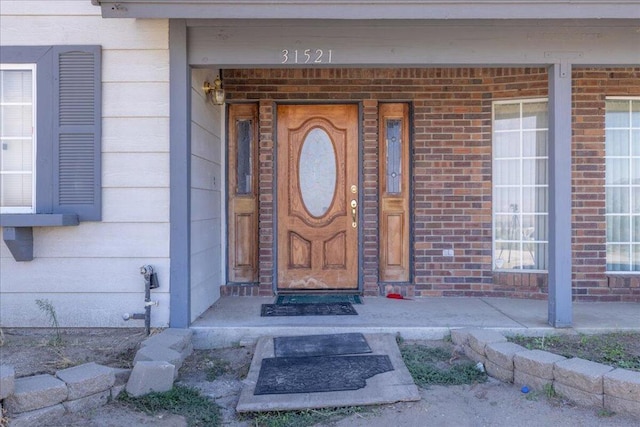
[521,386,530,393]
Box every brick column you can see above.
[258,100,275,295]
[362,99,380,295]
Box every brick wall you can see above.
[221,67,640,302]
[573,68,640,301]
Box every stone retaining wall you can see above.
[452,328,640,418]
[2,328,638,423]
[0,329,193,427]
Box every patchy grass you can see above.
[43,345,77,371]
[239,406,370,427]
[399,342,487,388]
[542,383,557,399]
[1,405,8,427]
[119,385,220,427]
[598,408,616,418]
[524,383,562,405]
[509,332,640,371]
[35,299,63,346]
[204,358,231,381]
[181,346,253,384]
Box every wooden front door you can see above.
[277,104,359,290]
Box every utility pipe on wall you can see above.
[122,265,159,335]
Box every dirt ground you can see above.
[1,328,639,426]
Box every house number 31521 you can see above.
[281,49,333,64]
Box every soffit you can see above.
[90,1,640,20]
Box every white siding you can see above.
[1,1,98,15]
[1,292,170,328]
[0,258,170,293]
[103,153,170,188]
[0,16,167,49]
[103,50,169,83]
[102,117,169,153]
[190,68,224,322]
[0,1,171,327]
[103,188,169,223]
[103,82,169,117]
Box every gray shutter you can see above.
[52,46,102,221]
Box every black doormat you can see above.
[274,333,371,357]
[260,302,357,317]
[275,294,362,305]
[254,355,394,395]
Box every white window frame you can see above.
[605,96,640,273]
[0,63,37,214]
[492,97,549,272]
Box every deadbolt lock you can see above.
[350,185,358,194]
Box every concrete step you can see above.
[189,296,640,349]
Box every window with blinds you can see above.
[0,64,36,213]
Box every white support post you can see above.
[547,63,573,327]
[169,19,191,328]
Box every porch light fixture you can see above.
[203,75,225,105]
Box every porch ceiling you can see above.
[91,1,640,20]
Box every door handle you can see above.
[351,199,357,228]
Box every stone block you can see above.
[513,350,566,380]
[63,390,110,413]
[463,344,486,364]
[6,404,65,427]
[450,328,473,346]
[603,368,640,401]
[553,358,613,394]
[554,382,604,408]
[180,341,194,360]
[126,361,175,397]
[3,374,68,414]
[141,328,193,353]
[485,359,514,383]
[604,395,640,418]
[0,365,15,400]
[513,370,552,391]
[112,367,132,386]
[111,383,126,400]
[56,362,116,400]
[467,329,507,356]
[134,345,184,372]
[484,342,528,370]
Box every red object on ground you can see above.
[386,293,404,299]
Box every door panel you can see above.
[277,104,359,290]
[384,212,404,266]
[228,104,259,283]
[234,212,254,267]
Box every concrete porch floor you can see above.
[190,296,640,348]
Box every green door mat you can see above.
[275,294,362,305]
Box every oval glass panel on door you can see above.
[299,128,337,218]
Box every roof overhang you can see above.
[90,1,640,20]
